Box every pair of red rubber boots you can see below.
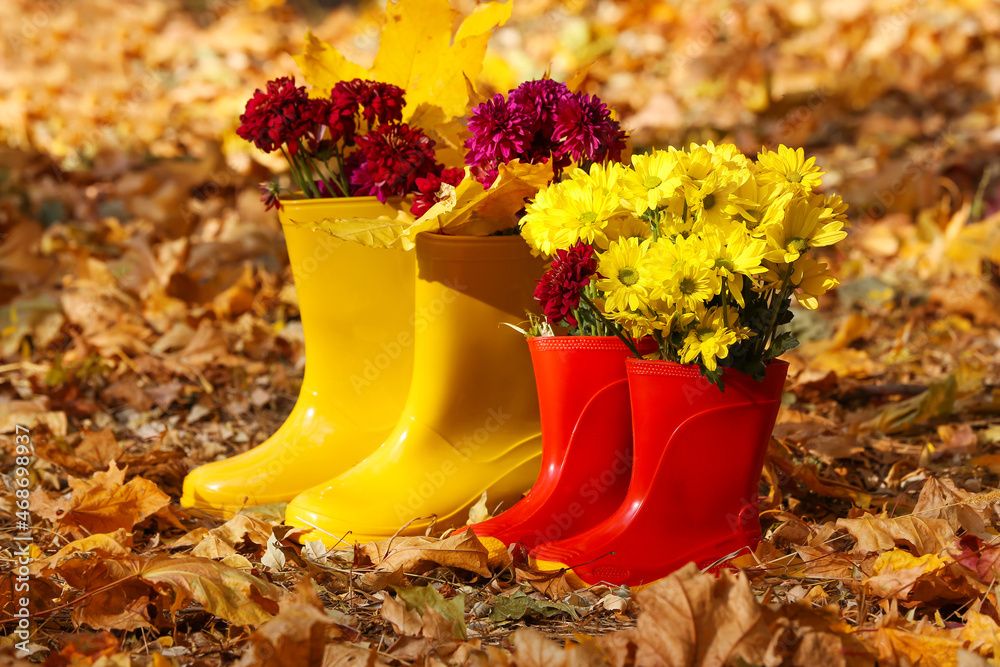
[467,336,787,588]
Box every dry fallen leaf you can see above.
[31,461,171,539]
[836,514,957,556]
[359,531,491,581]
[238,578,351,666]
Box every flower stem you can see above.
[579,293,644,358]
[283,146,319,199]
[331,145,351,197]
[280,146,306,196]
[758,268,793,357]
[721,280,730,327]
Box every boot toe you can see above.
[181,458,256,514]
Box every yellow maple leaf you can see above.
[292,31,368,98]
[294,0,511,121]
[405,161,554,240]
[284,211,416,250]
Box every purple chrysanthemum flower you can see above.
[553,93,627,163]
[508,79,572,139]
[465,93,535,186]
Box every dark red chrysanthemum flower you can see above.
[327,88,359,146]
[465,94,535,186]
[552,93,627,164]
[534,241,597,327]
[331,79,405,130]
[358,81,405,125]
[348,123,438,202]
[237,77,324,155]
[410,166,464,217]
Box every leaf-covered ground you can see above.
[2,0,1000,665]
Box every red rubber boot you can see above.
[532,358,788,588]
[468,336,658,560]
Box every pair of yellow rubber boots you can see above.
[180,199,544,545]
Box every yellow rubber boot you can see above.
[285,232,544,546]
[181,198,415,514]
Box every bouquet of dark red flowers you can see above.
[464,79,627,187]
[238,76,457,213]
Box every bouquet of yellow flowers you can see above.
[521,143,848,388]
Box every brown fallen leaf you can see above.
[864,614,1000,667]
[238,578,351,667]
[320,643,388,666]
[381,585,466,643]
[836,513,957,556]
[75,428,121,469]
[862,549,976,604]
[31,528,133,574]
[0,407,68,437]
[191,534,239,559]
[749,603,876,667]
[181,514,275,559]
[137,555,282,627]
[912,477,991,536]
[514,565,583,599]
[789,545,860,581]
[50,552,284,630]
[100,376,155,413]
[511,627,612,666]
[631,563,764,667]
[31,460,171,539]
[773,412,864,461]
[359,531,490,582]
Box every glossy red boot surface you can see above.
[532,358,788,587]
[468,336,658,554]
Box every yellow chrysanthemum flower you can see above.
[607,309,655,339]
[623,150,679,215]
[704,141,751,170]
[597,237,652,312]
[570,161,627,198]
[650,258,719,313]
[672,144,715,185]
[604,212,652,245]
[545,179,621,250]
[685,171,743,229]
[644,235,704,278]
[756,145,825,194]
[790,257,839,309]
[520,181,573,255]
[809,192,850,225]
[701,228,768,307]
[659,205,697,238]
[764,198,848,264]
[724,177,793,237]
[679,306,740,372]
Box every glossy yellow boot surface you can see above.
[181,198,415,514]
[285,232,544,545]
